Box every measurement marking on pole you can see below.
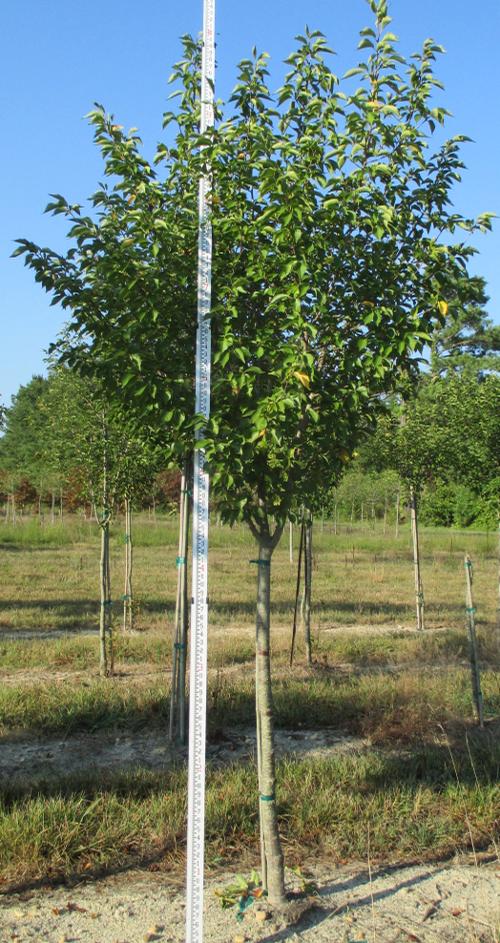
[186,2,215,942]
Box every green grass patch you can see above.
[1,669,498,742]
[0,745,498,888]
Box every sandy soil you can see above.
[0,621,453,642]
[1,859,498,942]
[0,728,369,785]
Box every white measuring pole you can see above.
[186,1,215,941]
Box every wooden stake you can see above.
[169,464,190,742]
[123,497,133,633]
[300,511,312,666]
[410,485,424,631]
[464,554,484,728]
[496,515,500,656]
[290,519,305,666]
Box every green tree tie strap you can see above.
[121,594,131,601]
[249,559,271,567]
[176,555,187,566]
[124,534,130,543]
[101,599,113,607]
[174,642,186,650]
[466,606,476,613]
[259,794,275,802]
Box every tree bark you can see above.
[395,488,400,539]
[409,486,424,631]
[51,490,56,525]
[255,536,286,908]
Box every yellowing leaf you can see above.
[438,300,448,316]
[339,448,350,464]
[293,371,310,389]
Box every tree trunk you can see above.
[51,490,56,525]
[383,497,388,536]
[409,486,424,631]
[169,465,190,743]
[395,488,400,539]
[123,498,133,633]
[59,487,64,520]
[255,536,286,908]
[288,520,293,564]
[300,512,312,666]
[333,502,338,536]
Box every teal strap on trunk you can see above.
[249,559,270,567]
[174,642,186,650]
[259,794,275,802]
[101,599,113,608]
[466,606,476,613]
[121,594,131,601]
[176,556,187,566]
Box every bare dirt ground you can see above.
[0,727,369,785]
[1,858,498,942]
[0,620,453,642]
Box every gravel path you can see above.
[1,859,498,942]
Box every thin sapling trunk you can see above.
[254,534,287,908]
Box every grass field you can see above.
[0,513,498,891]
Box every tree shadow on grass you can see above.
[0,597,463,639]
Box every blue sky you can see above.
[2,0,499,405]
